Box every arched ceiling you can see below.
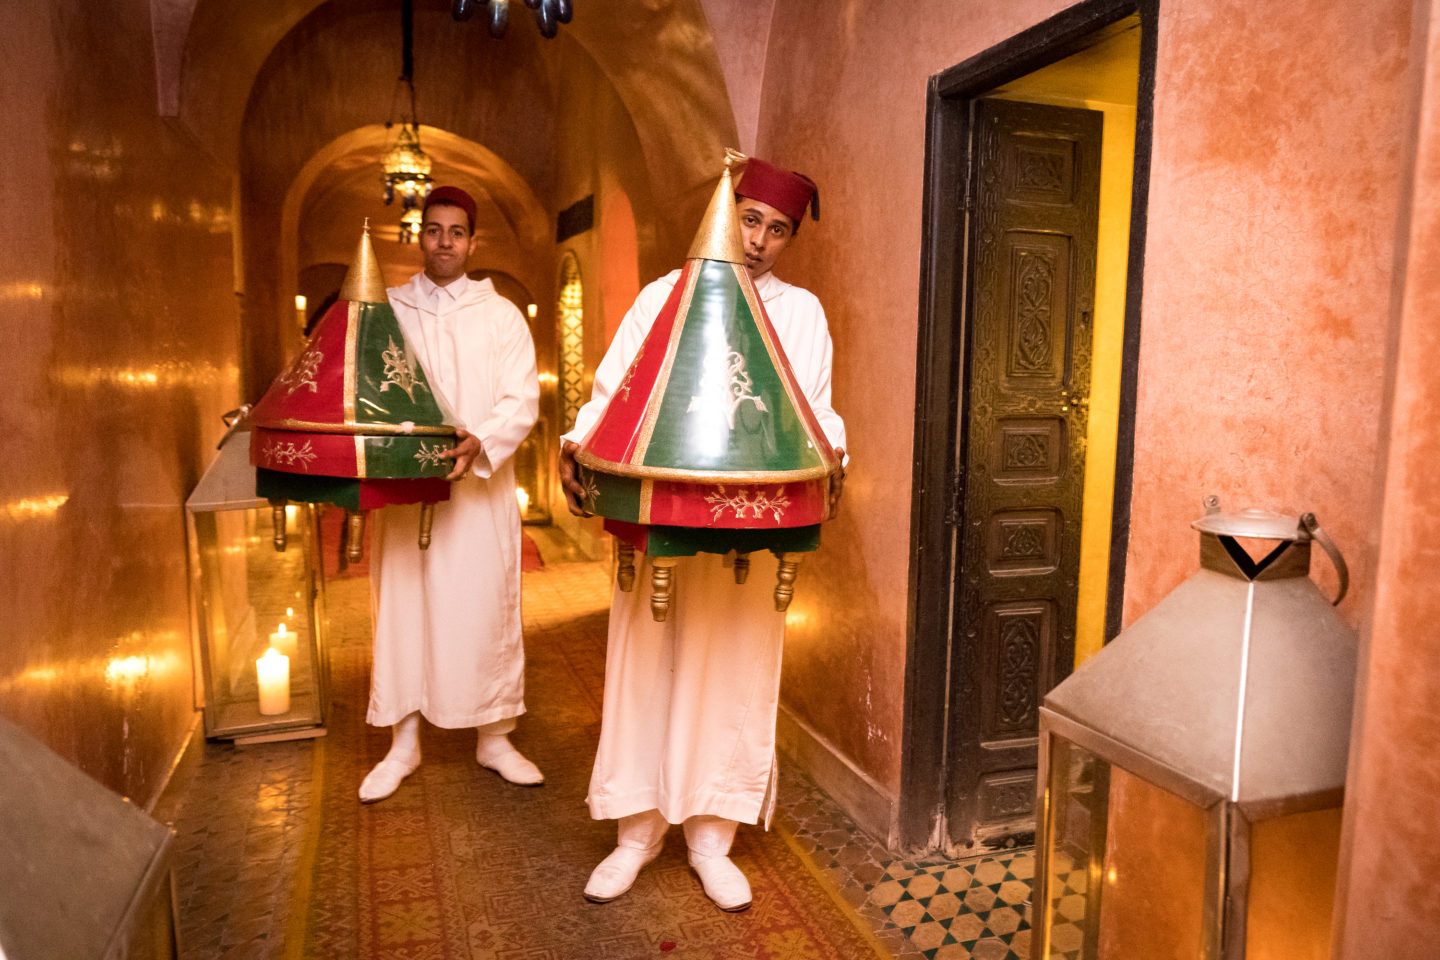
[287,124,550,298]
[170,0,741,205]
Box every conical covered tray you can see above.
[250,224,456,512]
[574,152,839,618]
[575,155,838,535]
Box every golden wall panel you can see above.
[0,2,239,806]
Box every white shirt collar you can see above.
[416,272,469,306]
[752,271,790,303]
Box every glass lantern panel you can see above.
[192,503,323,736]
[1244,806,1342,960]
[1042,737,1208,960]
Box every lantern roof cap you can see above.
[1191,498,1310,541]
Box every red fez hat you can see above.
[736,157,819,226]
[423,186,477,232]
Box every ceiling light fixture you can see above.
[381,0,434,234]
[451,0,574,40]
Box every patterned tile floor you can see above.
[778,770,1034,960]
[154,528,1036,959]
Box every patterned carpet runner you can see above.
[297,562,887,959]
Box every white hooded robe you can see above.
[563,269,846,825]
[368,273,539,729]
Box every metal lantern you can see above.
[185,417,330,742]
[1033,497,1356,960]
[0,715,178,959]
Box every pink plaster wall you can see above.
[698,0,778,154]
[753,0,1415,811]
[0,0,240,806]
[548,47,653,548]
[1332,1,1440,953]
[1124,0,1409,624]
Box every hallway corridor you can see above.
[152,534,1035,960]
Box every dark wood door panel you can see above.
[947,96,1102,852]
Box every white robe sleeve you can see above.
[471,304,540,479]
[790,297,847,457]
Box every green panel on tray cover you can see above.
[364,435,455,478]
[584,468,642,521]
[257,469,363,510]
[643,523,821,558]
[353,301,448,426]
[644,260,824,474]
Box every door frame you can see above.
[899,0,1160,852]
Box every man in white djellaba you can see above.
[359,186,543,803]
[558,158,847,911]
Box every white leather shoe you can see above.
[690,854,752,911]
[584,842,664,902]
[475,735,544,785]
[358,757,419,803]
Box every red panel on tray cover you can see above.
[251,428,363,477]
[356,478,451,509]
[250,300,350,426]
[578,262,692,463]
[646,479,828,528]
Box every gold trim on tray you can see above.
[343,300,359,425]
[631,263,700,465]
[255,418,456,436]
[638,479,653,524]
[574,447,831,484]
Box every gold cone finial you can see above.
[338,218,389,303]
[686,149,748,263]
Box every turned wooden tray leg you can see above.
[346,510,366,564]
[649,557,677,622]
[733,551,751,584]
[269,498,288,552]
[616,540,636,592]
[773,552,803,612]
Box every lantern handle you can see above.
[1301,513,1348,606]
[216,403,252,449]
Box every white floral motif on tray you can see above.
[278,346,323,395]
[413,441,449,471]
[705,485,790,524]
[581,469,601,511]
[687,346,767,430]
[617,344,645,402]
[380,336,429,402]
[264,439,318,472]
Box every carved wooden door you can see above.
[946,97,1102,852]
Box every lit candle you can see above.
[516,487,530,515]
[256,649,290,716]
[269,623,297,659]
